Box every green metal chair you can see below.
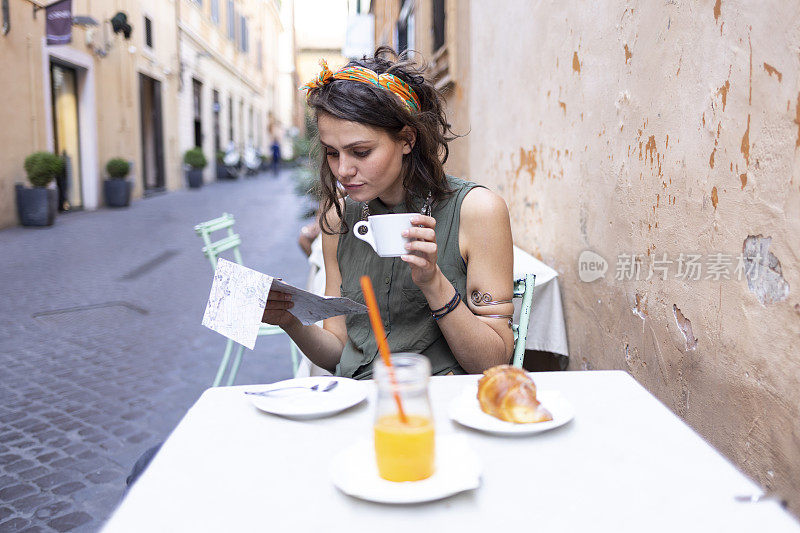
[511,273,536,368]
[195,213,300,386]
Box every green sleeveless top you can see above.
[335,176,484,379]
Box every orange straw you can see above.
[360,275,408,424]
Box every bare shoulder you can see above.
[459,186,512,262]
[460,186,510,227]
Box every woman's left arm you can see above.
[401,188,515,373]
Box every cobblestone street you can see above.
[0,169,312,532]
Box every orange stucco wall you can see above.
[465,0,800,514]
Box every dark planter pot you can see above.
[216,163,232,180]
[187,168,204,188]
[15,184,57,226]
[103,179,131,207]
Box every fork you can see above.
[734,491,787,506]
[245,381,339,396]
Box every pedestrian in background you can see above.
[271,137,281,175]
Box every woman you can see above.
[263,47,514,378]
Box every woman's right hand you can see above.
[262,290,298,329]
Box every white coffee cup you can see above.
[353,213,416,257]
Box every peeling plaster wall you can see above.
[467,0,800,514]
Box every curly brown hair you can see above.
[304,46,458,234]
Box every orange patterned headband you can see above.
[301,59,421,112]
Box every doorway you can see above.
[50,62,82,210]
[212,89,221,153]
[192,78,203,148]
[139,73,165,191]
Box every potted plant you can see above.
[184,148,207,188]
[103,158,132,207]
[16,151,62,226]
[215,150,231,180]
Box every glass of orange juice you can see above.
[373,353,435,482]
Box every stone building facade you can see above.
[177,0,281,184]
[0,0,290,228]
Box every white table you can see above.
[102,371,798,532]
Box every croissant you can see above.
[477,365,553,423]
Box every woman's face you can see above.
[317,112,412,206]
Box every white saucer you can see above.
[448,384,575,436]
[247,377,367,420]
[330,434,481,504]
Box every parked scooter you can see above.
[242,144,262,176]
[222,141,243,179]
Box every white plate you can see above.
[330,434,481,504]
[247,377,367,419]
[448,384,575,435]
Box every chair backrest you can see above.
[194,213,243,270]
[511,273,536,368]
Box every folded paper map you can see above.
[202,258,367,349]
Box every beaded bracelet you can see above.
[431,289,461,321]
[429,290,457,314]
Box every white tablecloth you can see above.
[102,371,799,532]
[296,238,569,377]
[512,245,569,357]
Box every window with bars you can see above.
[396,0,414,54]
[429,0,453,90]
[211,0,219,24]
[433,0,445,51]
[397,18,407,52]
[144,16,153,49]
[239,15,248,53]
[227,1,235,41]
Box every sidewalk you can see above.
[0,169,312,532]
